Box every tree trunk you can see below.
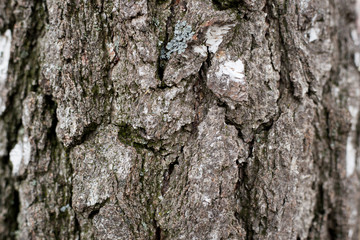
[1,0,360,239]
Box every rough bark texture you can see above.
[1,0,360,239]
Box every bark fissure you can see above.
[1,0,360,239]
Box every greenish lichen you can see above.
[161,21,194,60]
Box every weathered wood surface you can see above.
[1,0,360,239]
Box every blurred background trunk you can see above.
[1,0,360,239]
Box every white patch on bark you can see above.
[10,135,31,175]
[206,25,234,53]
[351,29,360,45]
[348,209,358,238]
[10,143,22,174]
[308,28,320,42]
[354,52,360,71]
[357,0,360,33]
[0,29,12,115]
[349,228,354,238]
[332,86,340,98]
[346,105,359,177]
[299,0,310,10]
[202,194,211,206]
[60,204,71,212]
[216,59,245,85]
[193,45,207,57]
[290,157,299,174]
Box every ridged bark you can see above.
[1,0,360,239]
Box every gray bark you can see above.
[1,0,360,239]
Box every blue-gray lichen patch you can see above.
[161,21,194,59]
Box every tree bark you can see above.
[1,0,360,239]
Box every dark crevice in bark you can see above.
[234,137,257,238]
[354,92,360,170]
[88,198,110,219]
[327,210,339,240]
[70,122,99,148]
[254,119,275,135]
[156,0,170,5]
[10,189,20,234]
[235,160,256,240]
[49,211,61,240]
[236,161,248,184]
[324,104,335,172]
[161,157,179,195]
[67,147,82,239]
[205,46,212,68]
[233,2,295,238]
[74,217,81,240]
[247,139,254,160]
[322,101,346,240]
[307,183,325,239]
[211,0,243,11]
[224,116,245,140]
[250,34,257,51]
[42,95,59,172]
[157,53,166,83]
[153,218,162,240]
[1,180,20,239]
[157,0,176,84]
[192,46,213,133]
[308,92,346,239]
[40,96,76,239]
[117,123,164,153]
[275,2,303,105]
[139,154,147,195]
